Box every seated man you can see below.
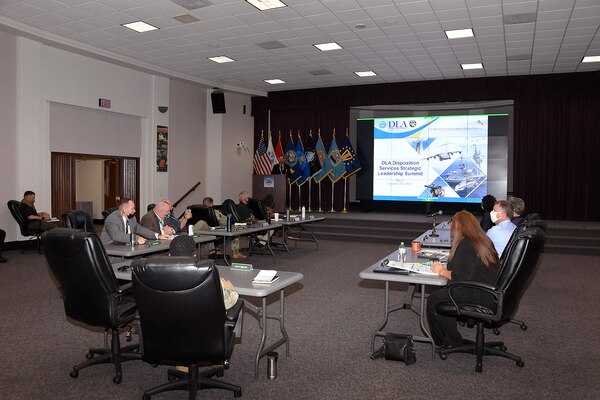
[193,197,246,260]
[101,198,169,245]
[508,196,525,226]
[19,190,57,231]
[140,201,176,236]
[236,191,254,222]
[162,199,192,232]
[486,199,517,257]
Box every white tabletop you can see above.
[194,222,282,238]
[359,249,448,286]
[104,235,217,257]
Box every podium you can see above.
[252,175,287,212]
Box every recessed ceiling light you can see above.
[208,56,235,63]
[314,42,342,51]
[122,21,158,33]
[445,28,474,39]
[246,0,287,11]
[582,55,600,63]
[265,79,285,84]
[461,63,483,70]
[355,71,377,77]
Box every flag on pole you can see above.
[305,130,322,177]
[340,132,362,178]
[313,133,332,182]
[285,133,300,184]
[275,131,284,160]
[328,133,346,183]
[253,134,272,175]
[295,134,310,186]
[266,132,277,171]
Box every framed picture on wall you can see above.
[157,125,168,172]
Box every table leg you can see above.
[223,237,231,266]
[371,281,391,351]
[254,297,268,379]
[279,289,290,356]
[417,284,436,360]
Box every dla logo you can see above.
[409,120,417,127]
[378,121,387,129]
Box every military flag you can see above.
[340,133,362,178]
[285,132,300,184]
[253,134,272,175]
[305,130,322,177]
[295,134,310,185]
[274,131,284,160]
[313,133,332,182]
[328,134,346,183]
[266,132,277,171]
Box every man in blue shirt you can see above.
[486,200,517,257]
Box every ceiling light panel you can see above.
[355,71,377,77]
[265,79,286,84]
[246,0,287,12]
[121,21,159,33]
[445,28,474,39]
[461,63,484,70]
[208,56,236,63]
[314,42,343,51]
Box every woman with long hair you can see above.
[427,210,499,348]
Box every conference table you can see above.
[104,234,217,260]
[193,221,283,265]
[413,219,452,248]
[113,263,304,380]
[274,215,325,251]
[359,248,447,359]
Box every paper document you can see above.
[252,269,279,284]
[387,261,439,276]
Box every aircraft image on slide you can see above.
[424,142,462,161]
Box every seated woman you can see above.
[426,210,499,348]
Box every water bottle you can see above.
[286,208,290,222]
[398,242,406,263]
[226,214,233,232]
[301,206,306,219]
[130,233,135,246]
[188,224,194,236]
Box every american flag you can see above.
[253,136,273,175]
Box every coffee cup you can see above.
[273,212,279,221]
[412,241,422,252]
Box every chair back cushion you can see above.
[495,226,546,319]
[7,200,33,235]
[132,257,228,365]
[188,205,220,227]
[63,210,96,234]
[247,198,268,220]
[44,228,125,328]
[221,199,242,222]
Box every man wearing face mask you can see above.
[101,198,169,245]
[486,199,517,257]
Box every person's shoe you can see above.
[0,256,6,263]
[232,251,247,260]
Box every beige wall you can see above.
[75,160,104,219]
[0,31,17,237]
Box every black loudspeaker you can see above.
[211,91,226,114]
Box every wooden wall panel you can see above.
[51,152,76,219]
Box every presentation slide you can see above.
[370,115,496,203]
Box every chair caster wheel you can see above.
[520,324,527,331]
[499,344,507,351]
[112,373,122,384]
[85,352,94,359]
[234,389,242,397]
[439,353,447,360]
[217,371,224,378]
[493,328,500,335]
[69,369,79,378]
[516,360,525,367]
[142,394,151,400]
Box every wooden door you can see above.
[104,159,120,209]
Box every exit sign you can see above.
[99,98,111,108]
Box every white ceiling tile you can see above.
[438,19,471,30]
[502,2,538,15]
[538,0,575,12]
[395,1,434,15]
[535,29,567,39]
[471,15,503,28]
[363,5,401,20]
[467,4,502,18]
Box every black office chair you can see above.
[247,198,269,220]
[102,207,118,220]
[43,228,141,383]
[62,210,96,234]
[437,226,546,372]
[147,203,156,212]
[7,200,43,253]
[221,199,242,222]
[132,256,243,400]
[188,204,220,228]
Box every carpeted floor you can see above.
[1,238,599,400]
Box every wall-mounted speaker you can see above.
[211,91,226,114]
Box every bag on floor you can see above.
[370,333,416,366]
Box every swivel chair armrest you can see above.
[225,298,244,325]
[446,281,499,317]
